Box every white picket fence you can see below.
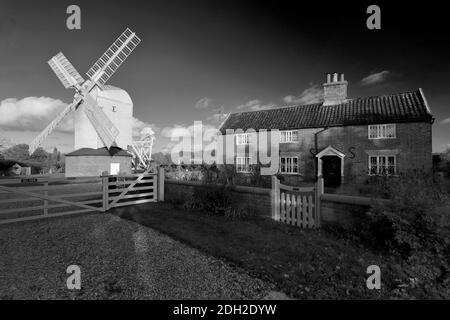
[271,176,323,228]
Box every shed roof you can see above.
[65,147,132,157]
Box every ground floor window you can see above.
[236,157,251,173]
[280,156,299,174]
[369,155,396,175]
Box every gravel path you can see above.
[0,213,273,299]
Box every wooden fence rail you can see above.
[0,168,165,225]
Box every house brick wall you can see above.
[317,121,432,177]
[221,121,432,185]
[65,155,132,177]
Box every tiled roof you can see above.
[219,89,433,133]
[66,147,132,157]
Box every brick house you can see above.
[219,73,434,187]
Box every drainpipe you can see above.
[314,127,329,181]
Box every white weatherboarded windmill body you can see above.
[29,28,153,177]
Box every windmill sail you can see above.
[86,28,141,87]
[48,53,85,89]
[28,97,82,155]
[82,94,120,149]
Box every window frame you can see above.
[279,156,299,175]
[368,124,396,139]
[280,130,299,143]
[236,133,249,146]
[236,156,251,173]
[368,155,397,176]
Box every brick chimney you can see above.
[323,72,348,106]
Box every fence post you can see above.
[43,181,48,215]
[101,172,109,212]
[157,166,165,201]
[315,176,324,227]
[271,176,280,221]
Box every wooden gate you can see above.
[271,176,322,228]
[0,175,104,225]
[0,168,165,225]
[103,168,164,210]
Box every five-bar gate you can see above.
[0,168,164,225]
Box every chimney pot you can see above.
[323,71,348,106]
[333,72,338,82]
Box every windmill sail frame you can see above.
[29,28,141,155]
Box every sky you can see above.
[0,0,449,153]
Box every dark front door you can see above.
[322,156,341,188]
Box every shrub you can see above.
[357,171,449,257]
[183,185,232,215]
[224,205,258,221]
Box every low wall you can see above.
[165,179,388,228]
[165,180,272,217]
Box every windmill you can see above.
[29,28,141,155]
[29,28,142,177]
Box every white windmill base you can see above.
[64,147,132,177]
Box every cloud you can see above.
[0,97,73,132]
[283,84,323,105]
[236,99,275,111]
[361,70,391,86]
[132,117,159,138]
[195,97,215,109]
[161,123,219,139]
[0,96,161,138]
[440,118,450,125]
[206,113,228,125]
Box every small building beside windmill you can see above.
[65,147,132,177]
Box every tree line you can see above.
[0,144,64,175]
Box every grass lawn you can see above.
[114,202,442,299]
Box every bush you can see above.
[183,185,232,215]
[224,205,258,221]
[357,171,449,257]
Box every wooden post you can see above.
[315,176,324,227]
[157,166,165,201]
[43,181,48,215]
[101,172,109,212]
[271,176,280,221]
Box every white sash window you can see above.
[236,157,251,173]
[369,155,396,175]
[280,130,299,143]
[280,156,299,174]
[368,124,396,139]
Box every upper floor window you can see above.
[369,155,396,175]
[236,157,251,173]
[236,133,249,145]
[280,130,299,143]
[368,124,396,139]
[280,156,299,174]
